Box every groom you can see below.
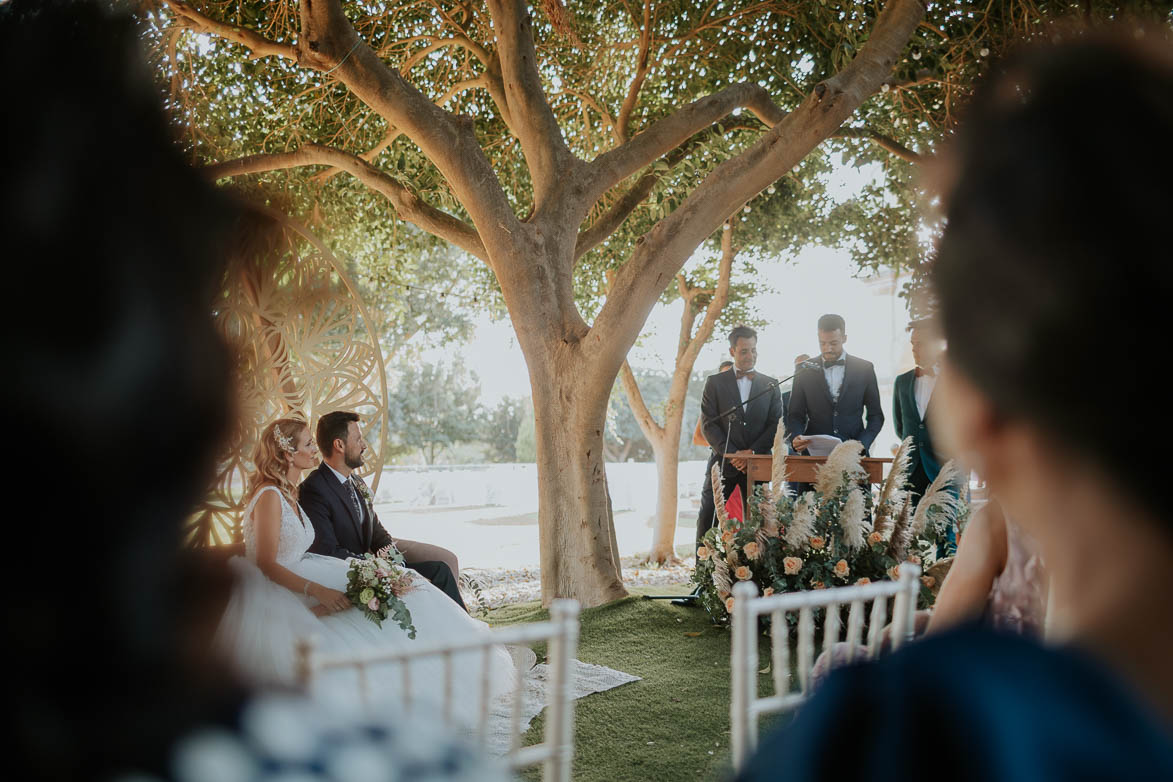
[300,410,466,609]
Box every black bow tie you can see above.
[823,358,845,368]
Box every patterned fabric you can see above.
[987,521,1047,637]
[241,486,314,568]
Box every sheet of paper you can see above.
[805,434,842,457]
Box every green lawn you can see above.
[487,584,784,782]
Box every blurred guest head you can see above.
[793,353,811,368]
[2,0,244,777]
[933,30,1173,535]
[719,360,734,372]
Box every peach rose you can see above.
[867,531,884,545]
[724,596,735,613]
[809,535,826,550]
[696,546,711,561]
[833,559,850,578]
[367,597,380,611]
[783,556,803,575]
[887,565,902,581]
[735,565,752,581]
[763,587,775,597]
[907,554,922,565]
[721,530,735,545]
[855,577,871,586]
[743,541,761,560]
[921,576,936,589]
[811,580,826,590]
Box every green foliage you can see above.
[514,398,537,463]
[385,361,483,464]
[479,396,527,463]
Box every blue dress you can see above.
[735,625,1173,780]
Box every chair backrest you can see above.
[295,599,580,782]
[729,565,921,771]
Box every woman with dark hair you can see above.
[3,2,507,779]
[736,29,1173,780]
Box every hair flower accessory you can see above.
[272,423,296,454]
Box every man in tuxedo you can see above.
[300,410,466,609]
[893,319,945,502]
[697,326,783,548]
[787,314,884,460]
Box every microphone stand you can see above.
[644,368,805,604]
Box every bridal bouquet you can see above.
[346,545,417,638]
[693,434,967,625]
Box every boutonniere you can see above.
[351,475,373,508]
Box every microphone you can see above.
[799,356,825,370]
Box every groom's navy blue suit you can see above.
[300,463,465,609]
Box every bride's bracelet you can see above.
[303,580,311,596]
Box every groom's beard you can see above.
[344,447,364,470]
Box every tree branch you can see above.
[618,360,664,443]
[574,120,760,261]
[289,0,520,254]
[587,0,926,368]
[485,0,576,208]
[614,0,654,143]
[163,0,297,61]
[580,82,787,213]
[207,144,487,261]
[834,126,923,163]
[312,126,403,183]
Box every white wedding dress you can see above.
[215,486,517,717]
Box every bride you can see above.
[216,417,517,714]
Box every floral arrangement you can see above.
[693,430,966,623]
[346,544,417,638]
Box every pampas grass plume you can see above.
[912,460,965,535]
[840,487,869,551]
[814,440,865,496]
[785,493,815,548]
[770,421,790,494]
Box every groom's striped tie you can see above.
[347,478,364,524]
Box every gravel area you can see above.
[459,556,695,609]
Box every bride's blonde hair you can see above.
[247,417,309,507]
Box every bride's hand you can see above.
[309,584,351,614]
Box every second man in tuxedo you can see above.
[698,326,783,548]
[788,313,884,457]
[300,410,466,609]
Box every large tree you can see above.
[149,0,931,606]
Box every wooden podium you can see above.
[725,453,893,500]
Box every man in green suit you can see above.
[893,319,946,502]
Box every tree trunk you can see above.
[529,358,628,606]
[647,421,683,563]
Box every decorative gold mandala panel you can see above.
[187,207,388,547]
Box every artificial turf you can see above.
[487,583,782,782]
